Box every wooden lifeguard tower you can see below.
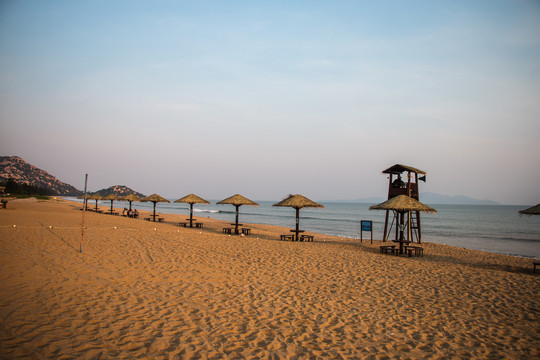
[382,164,426,243]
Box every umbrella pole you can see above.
[95,200,98,212]
[153,202,156,222]
[190,203,194,227]
[129,201,132,211]
[235,205,240,234]
[296,208,300,241]
[110,201,113,214]
[399,212,405,254]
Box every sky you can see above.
[1,0,539,204]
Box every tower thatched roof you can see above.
[382,164,426,175]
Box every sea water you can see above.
[70,198,540,259]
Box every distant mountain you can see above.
[0,156,82,196]
[421,192,500,205]
[322,197,385,204]
[327,192,500,205]
[93,185,145,198]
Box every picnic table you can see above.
[232,223,243,235]
[290,229,304,241]
[392,239,411,255]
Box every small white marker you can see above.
[12,225,16,228]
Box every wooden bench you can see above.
[223,227,233,234]
[380,245,397,255]
[280,234,294,241]
[144,217,151,221]
[241,228,251,235]
[300,234,314,242]
[179,222,188,227]
[195,222,203,228]
[158,218,165,222]
[405,246,424,257]
[534,261,540,274]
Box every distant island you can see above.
[325,192,500,205]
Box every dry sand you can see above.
[0,198,538,359]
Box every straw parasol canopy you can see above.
[174,194,210,227]
[103,194,122,214]
[369,195,436,213]
[87,193,103,211]
[370,195,436,253]
[217,194,259,234]
[273,194,324,241]
[122,194,141,211]
[141,194,170,222]
[519,204,540,216]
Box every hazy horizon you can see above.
[1,1,539,205]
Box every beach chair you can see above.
[534,261,540,274]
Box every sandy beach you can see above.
[0,198,538,359]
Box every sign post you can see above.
[360,220,373,244]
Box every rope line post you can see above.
[80,174,88,253]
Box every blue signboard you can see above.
[360,220,373,243]
[361,220,372,232]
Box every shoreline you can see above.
[67,197,540,260]
[1,198,538,359]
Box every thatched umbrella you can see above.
[103,194,122,214]
[273,194,324,241]
[87,193,103,212]
[122,194,141,211]
[174,194,210,227]
[141,194,170,222]
[519,204,540,216]
[217,194,259,234]
[77,194,89,210]
[370,195,436,254]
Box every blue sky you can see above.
[1,1,539,204]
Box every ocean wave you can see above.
[193,209,220,214]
